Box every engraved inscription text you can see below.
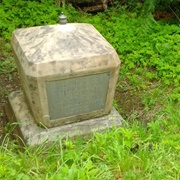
[46,73,109,120]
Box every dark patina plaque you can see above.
[46,72,109,120]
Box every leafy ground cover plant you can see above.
[0,38,16,74]
[78,9,180,88]
[0,0,80,40]
[0,1,180,179]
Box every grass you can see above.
[1,112,180,179]
[0,2,180,180]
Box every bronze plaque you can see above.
[46,72,109,120]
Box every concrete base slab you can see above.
[5,90,123,146]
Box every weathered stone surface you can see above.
[12,23,120,77]
[11,23,121,128]
[6,90,123,146]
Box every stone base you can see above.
[5,91,123,146]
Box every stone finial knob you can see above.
[59,12,67,25]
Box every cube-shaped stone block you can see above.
[11,23,121,128]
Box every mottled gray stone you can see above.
[11,23,120,77]
[7,90,123,146]
[11,23,121,128]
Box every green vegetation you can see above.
[0,0,180,179]
[1,121,180,179]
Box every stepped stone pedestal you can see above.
[6,91,122,146]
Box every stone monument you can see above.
[5,13,123,146]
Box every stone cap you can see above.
[11,23,120,77]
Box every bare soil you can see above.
[0,72,21,141]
